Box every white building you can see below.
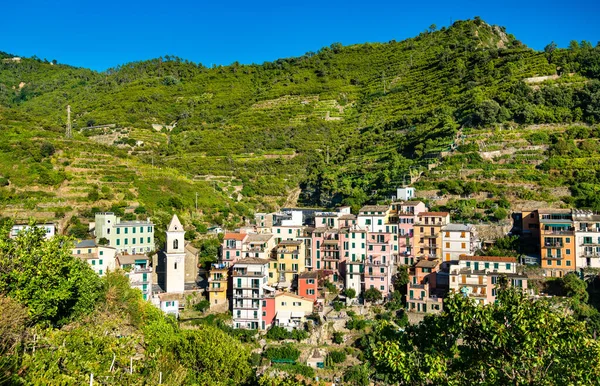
[11,223,56,239]
[573,210,600,269]
[357,205,391,233]
[232,257,270,330]
[118,253,153,301]
[165,214,186,294]
[94,212,154,254]
[396,187,416,201]
[72,240,117,276]
[441,224,478,262]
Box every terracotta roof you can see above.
[235,257,270,265]
[359,205,390,213]
[459,255,516,263]
[416,259,440,268]
[275,292,314,302]
[298,271,320,279]
[224,233,247,241]
[246,234,273,243]
[339,214,357,220]
[278,240,303,246]
[418,211,450,217]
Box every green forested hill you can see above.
[1,18,600,229]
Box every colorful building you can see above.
[272,292,314,330]
[573,210,600,269]
[441,223,478,262]
[222,232,248,266]
[72,240,117,276]
[207,263,229,309]
[538,209,576,277]
[449,255,530,305]
[298,271,320,300]
[94,212,154,254]
[232,257,270,330]
[413,212,450,259]
[407,259,443,313]
[273,240,306,285]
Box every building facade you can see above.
[94,212,154,254]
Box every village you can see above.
[9,186,598,330]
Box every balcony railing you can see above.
[207,287,226,292]
[541,230,574,235]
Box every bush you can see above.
[344,288,356,299]
[327,350,347,365]
[193,299,210,312]
[272,363,315,378]
[264,344,300,361]
[364,287,382,302]
[266,325,308,341]
[332,301,345,312]
[332,331,344,344]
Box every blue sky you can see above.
[1,0,598,71]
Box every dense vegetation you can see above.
[2,18,600,230]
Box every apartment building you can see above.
[273,240,305,285]
[208,263,229,309]
[298,271,320,300]
[441,223,478,262]
[390,201,428,265]
[243,233,276,260]
[357,205,392,233]
[407,259,443,313]
[94,212,155,254]
[364,252,393,297]
[538,209,576,277]
[119,253,153,301]
[232,257,270,330]
[449,255,529,305]
[72,240,117,276]
[573,210,600,269]
[222,233,248,266]
[413,212,450,259]
[272,292,314,330]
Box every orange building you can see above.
[297,271,319,301]
[539,209,576,277]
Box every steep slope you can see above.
[1,19,599,229]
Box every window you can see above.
[377,219,382,225]
[99,259,103,265]
[445,242,450,248]
[461,232,466,238]
[132,238,136,244]
[566,249,571,255]
[365,219,371,225]
[174,262,178,269]
[77,250,81,254]
[124,238,128,245]
[99,250,104,256]
[493,263,499,269]
[281,302,287,306]
[147,237,151,243]
[506,263,511,270]
[466,262,471,268]
[125,228,128,234]
[116,239,121,246]
[461,242,466,249]
[92,260,96,265]
[99,270,103,275]
[288,229,292,234]
[381,286,385,291]
[262,311,266,316]
[484,263,489,269]
[117,228,121,235]
[133,227,136,234]
[173,239,179,249]
[147,226,152,232]
[308,289,315,295]
[140,226,144,233]
[566,237,571,243]
[567,260,571,266]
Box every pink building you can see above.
[364,253,392,296]
[391,201,428,266]
[221,233,248,266]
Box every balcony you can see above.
[423,233,439,239]
[207,286,226,292]
[543,243,564,248]
[409,283,426,289]
[232,270,265,276]
[541,229,574,236]
[209,276,227,282]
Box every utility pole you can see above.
[66,105,72,139]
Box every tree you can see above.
[364,288,382,303]
[344,364,371,386]
[176,325,253,385]
[544,41,557,54]
[344,288,356,300]
[428,24,437,33]
[371,289,600,384]
[0,224,103,326]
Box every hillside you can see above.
[1,18,600,230]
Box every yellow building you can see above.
[273,292,314,330]
[272,240,306,286]
[207,263,229,309]
[413,212,450,258]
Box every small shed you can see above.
[306,349,325,369]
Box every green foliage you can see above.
[271,363,315,378]
[176,325,254,385]
[364,287,383,302]
[266,325,308,341]
[344,288,356,299]
[344,364,371,386]
[264,344,301,361]
[371,289,600,384]
[326,350,347,365]
[0,224,103,326]
[193,299,210,312]
[324,280,338,294]
[332,331,344,344]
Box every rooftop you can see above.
[442,223,474,232]
[246,234,273,243]
[298,271,320,279]
[278,240,303,246]
[167,214,183,232]
[224,232,247,241]
[416,259,440,268]
[418,211,450,217]
[75,239,97,248]
[235,257,270,265]
[118,254,149,265]
[359,205,390,213]
[459,255,516,263]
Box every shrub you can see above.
[194,299,210,312]
[327,350,347,365]
[332,331,344,344]
[332,301,345,312]
[364,287,382,302]
[264,344,300,361]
